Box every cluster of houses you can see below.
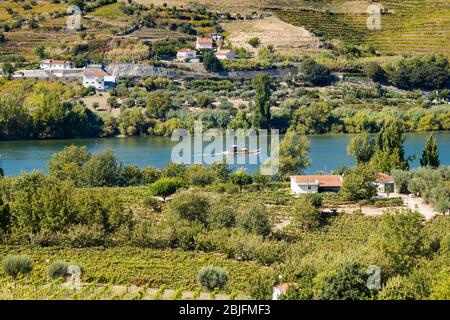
[176,36,235,63]
[290,173,396,195]
[15,59,116,91]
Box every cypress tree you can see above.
[420,134,440,167]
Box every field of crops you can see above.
[0,246,263,293]
[275,0,450,57]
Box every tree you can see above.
[47,145,91,185]
[2,62,14,79]
[314,263,371,300]
[341,164,377,201]
[207,196,236,229]
[81,150,122,187]
[378,275,420,300]
[278,130,310,180]
[371,210,424,273]
[196,94,212,108]
[370,120,409,173]
[300,58,330,85]
[420,134,440,168]
[364,62,386,83]
[146,92,171,118]
[34,45,47,59]
[166,190,210,225]
[252,74,272,129]
[292,199,321,231]
[150,177,182,200]
[236,202,271,236]
[347,132,376,164]
[430,267,450,300]
[230,169,253,191]
[185,165,215,187]
[203,50,223,73]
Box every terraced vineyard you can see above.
[275,0,450,57]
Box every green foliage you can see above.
[236,202,271,237]
[81,150,122,187]
[47,145,91,185]
[292,199,321,231]
[146,92,172,118]
[430,267,450,300]
[166,190,210,225]
[207,197,236,229]
[203,50,223,73]
[248,270,275,300]
[3,255,32,279]
[247,37,261,48]
[370,120,408,173]
[371,210,424,273]
[150,177,183,200]
[230,169,253,190]
[278,131,310,180]
[341,165,377,201]
[378,275,420,300]
[252,74,272,129]
[347,132,376,164]
[196,266,229,291]
[314,263,370,300]
[300,58,330,85]
[47,261,69,279]
[420,134,440,168]
[364,62,386,83]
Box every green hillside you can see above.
[274,0,450,57]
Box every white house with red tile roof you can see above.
[83,66,116,91]
[195,37,213,50]
[215,47,235,60]
[176,48,197,62]
[40,59,73,70]
[290,175,343,194]
[290,173,396,195]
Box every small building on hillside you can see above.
[290,175,343,194]
[40,59,73,70]
[376,173,395,194]
[215,47,235,60]
[195,37,213,50]
[290,173,396,195]
[83,66,116,91]
[176,48,197,62]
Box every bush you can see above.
[3,255,33,279]
[300,58,330,85]
[197,266,229,291]
[292,200,321,231]
[378,275,420,300]
[206,197,236,229]
[48,261,69,279]
[166,190,210,225]
[248,37,261,48]
[237,202,271,236]
[150,178,183,200]
[65,224,105,248]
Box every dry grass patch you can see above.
[222,16,322,56]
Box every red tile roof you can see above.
[376,173,394,183]
[178,48,196,52]
[291,175,343,188]
[197,38,213,44]
[84,70,108,77]
[41,59,71,65]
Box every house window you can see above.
[308,185,311,190]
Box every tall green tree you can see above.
[81,150,122,187]
[347,132,376,164]
[278,130,310,180]
[202,50,223,73]
[47,145,91,185]
[420,134,440,168]
[370,120,409,173]
[252,74,272,129]
[341,164,377,201]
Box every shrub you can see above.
[166,190,210,225]
[292,200,321,231]
[248,270,276,300]
[248,37,261,48]
[207,197,236,229]
[150,178,183,200]
[300,58,330,85]
[65,224,106,248]
[48,261,69,279]
[3,255,33,279]
[143,196,163,212]
[185,165,215,186]
[236,202,271,236]
[197,266,229,291]
[378,275,421,300]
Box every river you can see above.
[0,132,448,176]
